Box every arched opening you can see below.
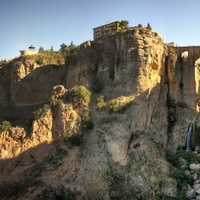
[195,58,200,94]
[181,50,188,62]
[196,99,200,112]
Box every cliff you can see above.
[0,27,199,199]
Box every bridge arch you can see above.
[173,46,200,111]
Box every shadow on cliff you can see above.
[0,64,67,125]
[0,139,80,199]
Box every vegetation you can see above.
[33,104,50,119]
[35,185,75,200]
[108,97,133,113]
[64,131,82,146]
[63,41,79,65]
[165,149,200,199]
[49,95,64,107]
[35,56,43,65]
[82,111,94,131]
[146,22,152,30]
[194,125,200,147]
[103,167,125,199]
[166,149,200,168]
[119,20,129,30]
[66,86,91,107]
[30,48,65,65]
[24,143,68,177]
[91,78,103,93]
[167,96,178,132]
[0,120,11,132]
[0,178,42,199]
[96,95,106,110]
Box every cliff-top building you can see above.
[93,21,121,40]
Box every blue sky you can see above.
[1,0,200,60]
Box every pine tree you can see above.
[147,22,152,30]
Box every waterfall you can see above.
[185,122,193,151]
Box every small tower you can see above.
[29,45,35,51]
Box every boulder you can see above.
[186,188,196,199]
[189,164,200,171]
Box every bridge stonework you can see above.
[173,46,200,111]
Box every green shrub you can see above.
[103,167,125,188]
[96,95,106,110]
[166,149,200,168]
[165,149,200,197]
[91,78,103,93]
[34,185,75,200]
[169,169,187,190]
[33,104,50,119]
[0,121,11,131]
[64,132,81,146]
[81,110,94,131]
[66,86,91,107]
[49,96,63,107]
[36,56,43,65]
[103,167,125,199]
[108,98,132,113]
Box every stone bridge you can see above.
[173,46,200,111]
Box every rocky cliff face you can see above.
[0,27,198,199]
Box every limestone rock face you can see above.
[66,28,167,99]
[0,28,197,199]
[0,109,53,159]
[0,57,66,108]
[52,103,81,139]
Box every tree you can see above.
[67,86,91,107]
[59,43,68,56]
[38,46,44,53]
[67,41,78,56]
[147,22,152,30]
[120,20,129,30]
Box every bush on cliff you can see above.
[96,95,106,110]
[0,121,11,132]
[66,86,91,107]
[108,97,133,113]
[33,104,50,119]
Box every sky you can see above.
[1,0,200,60]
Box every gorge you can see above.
[0,26,200,199]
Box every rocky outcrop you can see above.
[0,109,53,159]
[0,27,199,199]
[0,57,66,110]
